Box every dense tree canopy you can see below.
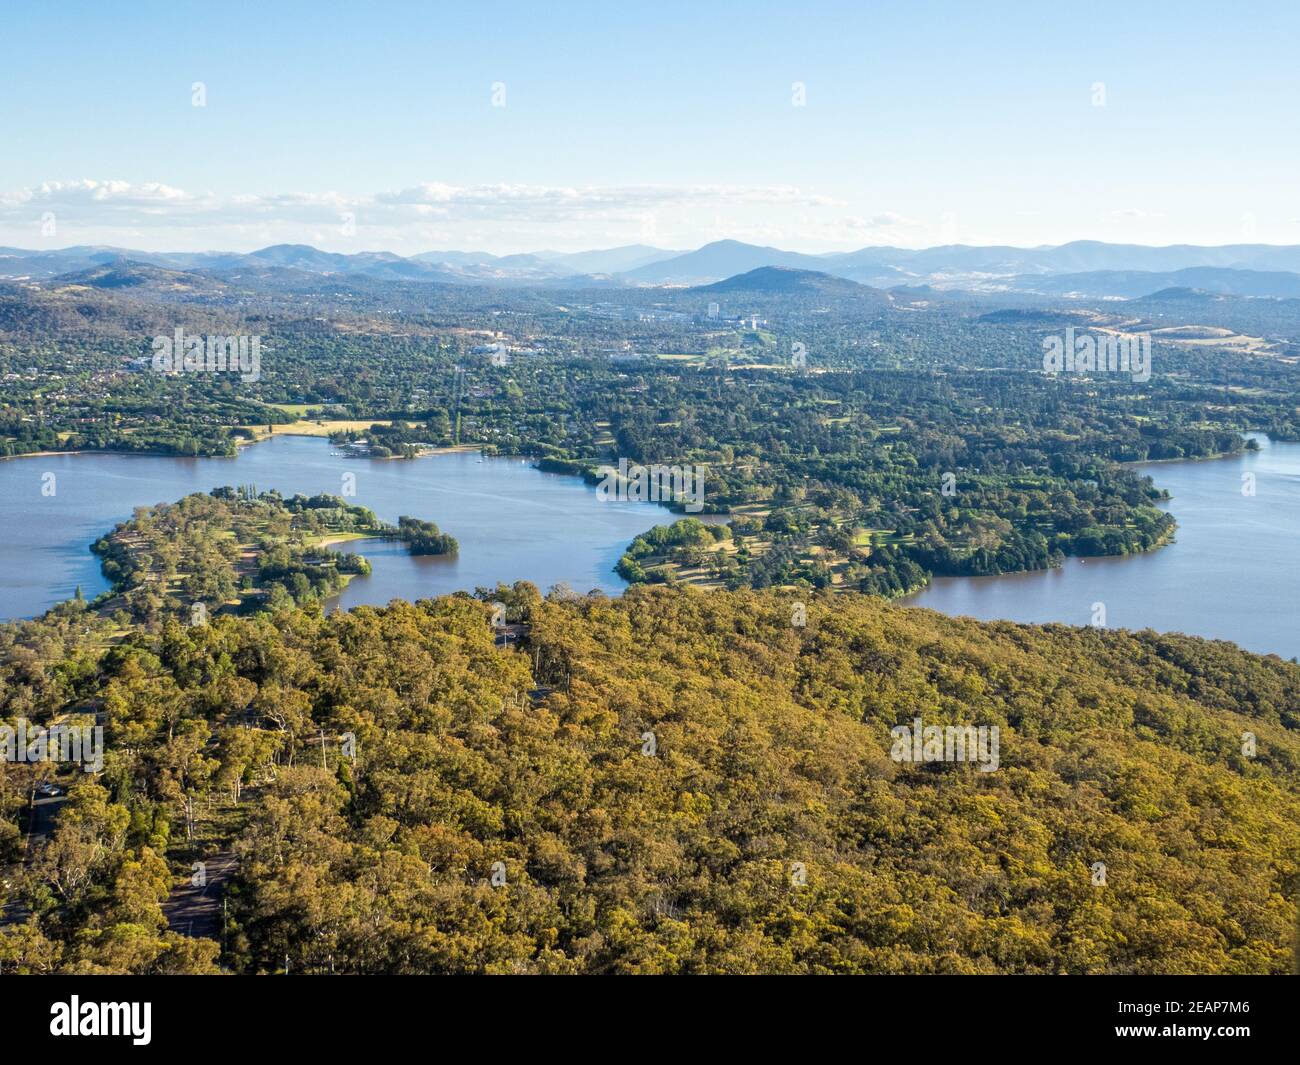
[3,585,1296,974]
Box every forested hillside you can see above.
[3,585,1296,974]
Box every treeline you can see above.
[330,416,454,458]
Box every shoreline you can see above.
[0,449,87,461]
[311,532,380,549]
[0,436,486,463]
[5,435,1279,643]
[1123,446,1254,468]
[0,446,238,462]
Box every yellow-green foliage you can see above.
[4,585,1298,974]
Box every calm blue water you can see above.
[2,434,1297,658]
[904,435,1300,659]
[0,437,667,618]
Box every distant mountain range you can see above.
[9,238,1300,299]
[1005,266,1300,300]
[0,242,686,286]
[622,239,1300,290]
[409,243,682,280]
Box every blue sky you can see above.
[2,0,1297,253]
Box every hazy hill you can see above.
[239,245,461,282]
[543,244,684,275]
[622,239,829,284]
[0,245,171,279]
[1135,286,1234,304]
[695,265,875,297]
[48,258,227,293]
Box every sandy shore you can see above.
[0,449,90,461]
[311,533,379,548]
[1,440,485,463]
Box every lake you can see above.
[2,434,1297,660]
[903,434,1300,659]
[0,436,671,618]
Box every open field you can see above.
[241,419,396,440]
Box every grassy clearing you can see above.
[241,419,395,440]
[263,402,320,416]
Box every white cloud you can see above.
[0,179,195,207]
[0,179,843,252]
